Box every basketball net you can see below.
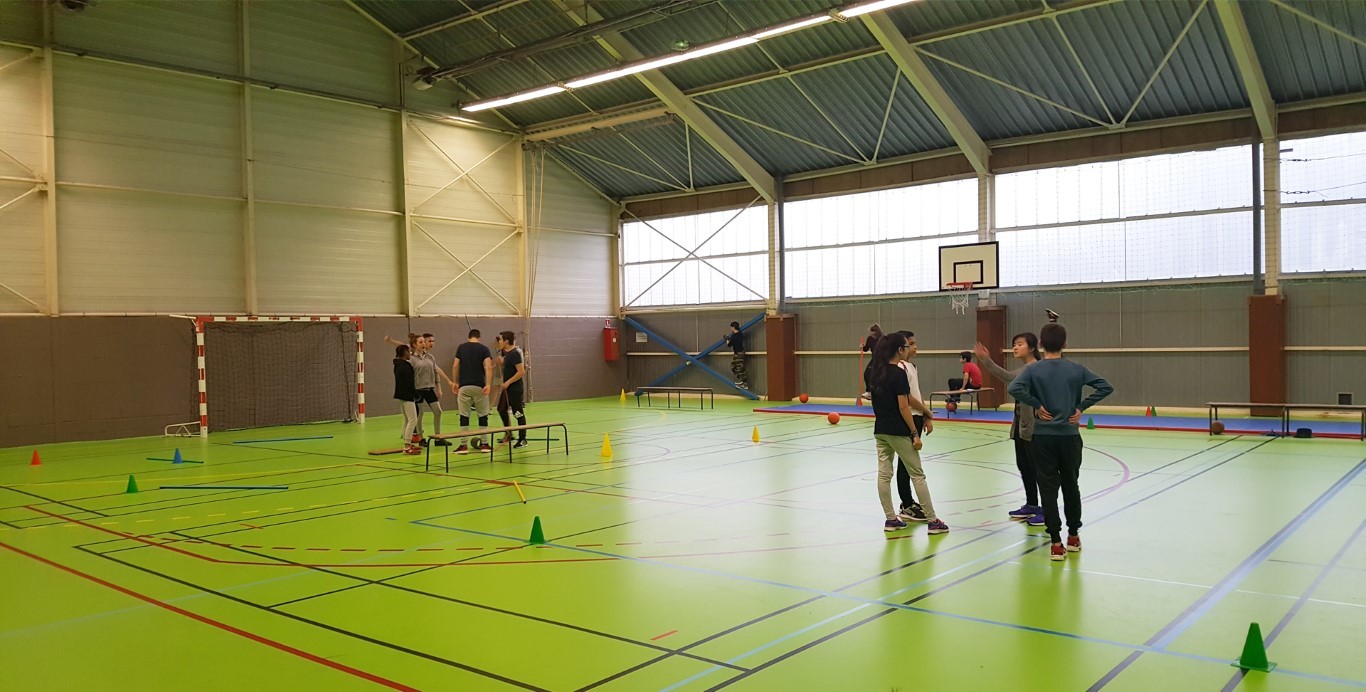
[949,284,972,315]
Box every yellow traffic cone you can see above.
[752,426,760,443]
[619,389,626,403]
[600,434,613,458]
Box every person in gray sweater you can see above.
[973,332,1042,523]
[1007,323,1114,562]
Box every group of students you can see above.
[863,316,1112,561]
[389,329,528,456]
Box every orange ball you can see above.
[827,412,840,425]
[799,393,809,403]
[1210,420,1225,435]
[947,401,958,413]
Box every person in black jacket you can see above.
[393,345,421,455]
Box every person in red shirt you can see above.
[948,351,982,404]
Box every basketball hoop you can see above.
[948,281,974,315]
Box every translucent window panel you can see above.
[784,178,977,249]
[997,145,1252,228]
[785,233,973,299]
[1280,131,1366,205]
[1281,203,1366,273]
[621,204,769,307]
[623,254,768,307]
[997,161,1119,228]
[999,212,1252,287]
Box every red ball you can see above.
[947,402,958,413]
[799,393,809,403]
[827,412,840,425]
[1210,420,1225,435]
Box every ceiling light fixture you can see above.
[834,0,920,19]
[463,85,568,112]
[457,0,920,113]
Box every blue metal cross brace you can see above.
[624,313,765,401]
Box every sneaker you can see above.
[472,440,488,452]
[497,436,512,446]
[455,444,469,455]
[883,518,908,532]
[898,502,927,522]
[737,382,749,390]
[926,519,949,534]
[861,391,872,400]
[1026,513,1046,527]
[433,438,452,447]
[403,446,421,456]
[1008,504,1038,520]
[1050,543,1066,561]
[512,439,528,449]
[1066,535,1081,552]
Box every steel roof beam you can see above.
[1213,0,1277,138]
[862,13,990,175]
[548,0,776,202]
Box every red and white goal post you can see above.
[168,315,366,438]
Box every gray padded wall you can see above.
[1284,278,1366,405]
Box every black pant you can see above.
[497,383,526,440]
[896,415,925,507]
[1015,437,1039,506]
[947,379,979,402]
[1032,434,1083,542]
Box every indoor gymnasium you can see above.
[2,0,1366,690]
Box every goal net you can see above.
[196,316,365,435]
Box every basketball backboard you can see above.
[939,241,999,290]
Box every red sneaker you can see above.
[1066,535,1081,552]
[1050,543,1066,561]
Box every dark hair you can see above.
[729,321,740,330]
[869,332,908,393]
[1040,323,1067,352]
[422,333,434,339]
[468,329,480,339]
[1011,332,1042,361]
[499,331,515,345]
[869,324,883,339]
[959,351,972,362]
[895,330,914,338]
[395,344,409,358]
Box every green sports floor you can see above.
[2,398,1364,691]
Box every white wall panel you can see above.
[255,205,400,315]
[249,0,395,104]
[0,182,46,313]
[529,156,612,316]
[410,219,521,315]
[529,230,612,316]
[54,0,238,75]
[58,187,243,313]
[54,57,241,197]
[407,120,517,225]
[0,46,47,313]
[0,46,45,178]
[252,89,397,211]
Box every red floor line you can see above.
[0,541,419,692]
[650,630,679,641]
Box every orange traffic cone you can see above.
[30,450,41,466]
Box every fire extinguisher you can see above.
[603,319,620,362]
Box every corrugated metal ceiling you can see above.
[347,0,1366,200]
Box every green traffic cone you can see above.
[173,448,183,464]
[1151,407,1158,417]
[1231,622,1277,672]
[1086,416,1095,430]
[126,475,139,494]
[528,516,545,545]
